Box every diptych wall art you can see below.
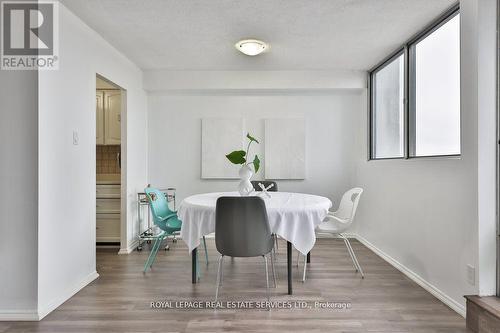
[201,118,244,179]
[201,117,305,180]
[265,118,305,179]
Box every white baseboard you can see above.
[118,239,140,254]
[353,234,466,318]
[37,271,99,320]
[0,309,39,321]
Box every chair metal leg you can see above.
[149,237,163,269]
[215,255,224,304]
[270,250,277,288]
[202,236,209,266]
[263,255,270,309]
[346,239,364,278]
[143,245,154,272]
[296,251,300,267]
[340,234,364,278]
[302,253,307,282]
[143,234,164,272]
[345,240,360,273]
[219,257,225,286]
[341,236,358,271]
[338,234,356,267]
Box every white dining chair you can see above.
[298,187,364,281]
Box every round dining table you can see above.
[178,191,332,295]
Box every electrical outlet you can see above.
[467,264,475,286]
[73,131,79,145]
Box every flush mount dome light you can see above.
[235,39,268,56]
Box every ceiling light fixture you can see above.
[235,39,269,56]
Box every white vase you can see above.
[238,165,254,196]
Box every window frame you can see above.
[368,3,461,160]
[368,49,407,160]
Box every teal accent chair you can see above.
[143,187,208,272]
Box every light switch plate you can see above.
[467,264,475,286]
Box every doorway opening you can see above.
[96,75,123,252]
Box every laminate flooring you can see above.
[2,238,469,333]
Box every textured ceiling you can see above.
[61,0,456,71]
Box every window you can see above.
[410,14,460,156]
[369,5,460,159]
[371,53,405,159]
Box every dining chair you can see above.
[298,187,364,281]
[143,187,208,272]
[214,196,276,307]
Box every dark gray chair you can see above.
[251,180,278,192]
[214,196,276,305]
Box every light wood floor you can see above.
[2,238,468,332]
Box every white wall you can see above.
[476,0,497,297]
[144,70,367,92]
[353,108,477,315]
[0,69,38,319]
[353,0,497,316]
[37,3,148,318]
[2,0,495,322]
[148,92,363,203]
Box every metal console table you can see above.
[136,187,176,251]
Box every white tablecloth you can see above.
[178,192,332,255]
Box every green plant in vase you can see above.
[226,133,260,195]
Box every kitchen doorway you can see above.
[96,75,123,252]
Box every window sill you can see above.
[368,154,462,162]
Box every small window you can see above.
[370,53,405,159]
[409,14,460,157]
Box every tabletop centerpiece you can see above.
[225,133,260,196]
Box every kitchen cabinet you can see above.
[96,183,120,243]
[104,90,121,144]
[96,90,121,145]
[96,92,104,145]
[96,184,121,198]
[96,213,120,243]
